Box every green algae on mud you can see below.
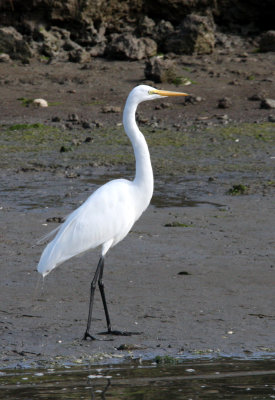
[164,221,193,227]
[0,121,274,178]
[227,184,249,195]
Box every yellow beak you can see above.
[150,89,189,97]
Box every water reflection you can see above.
[90,378,110,400]
[1,170,226,212]
[0,358,274,399]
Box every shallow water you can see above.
[1,169,226,212]
[1,358,274,399]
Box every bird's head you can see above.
[129,84,189,103]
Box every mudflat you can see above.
[0,54,274,367]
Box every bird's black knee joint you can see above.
[91,281,97,290]
[98,279,104,288]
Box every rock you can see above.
[116,344,145,351]
[31,26,77,59]
[52,116,61,122]
[82,121,93,129]
[164,14,215,55]
[107,33,157,60]
[34,27,63,58]
[0,26,32,61]
[68,113,79,122]
[218,97,232,109]
[142,37,158,58]
[102,105,121,113]
[216,114,229,121]
[72,138,82,146]
[136,113,149,124]
[33,98,48,107]
[185,95,203,105]
[215,32,234,49]
[78,22,106,46]
[77,22,107,56]
[138,16,156,37]
[63,39,82,52]
[259,31,275,52]
[90,42,106,57]
[0,53,11,62]
[228,79,241,86]
[65,171,79,179]
[68,48,90,63]
[248,93,266,101]
[154,20,175,44]
[46,216,65,223]
[93,120,103,128]
[84,136,93,142]
[160,102,172,109]
[268,115,275,122]
[144,56,177,83]
[260,98,275,109]
[1,0,275,52]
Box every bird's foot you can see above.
[83,331,96,341]
[99,330,142,336]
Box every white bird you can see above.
[37,85,188,340]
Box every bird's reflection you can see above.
[89,378,111,400]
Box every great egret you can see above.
[37,85,188,340]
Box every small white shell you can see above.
[33,98,48,107]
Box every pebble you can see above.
[116,343,145,350]
[84,136,93,142]
[248,93,264,101]
[68,113,79,122]
[33,98,48,107]
[0,53,11,62]
[218,97,231,109]
[260,98,275,109]
[46,216,65,223]
[52,116,61,122]
[93,120,103,127]
[216,114,229,121]
[185,95,203,105]
[82,121,93,129]
[102,105,121,113]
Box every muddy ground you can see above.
[0,47,274,368]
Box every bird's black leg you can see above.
[83,255,142,339]
[98,259,142,337]
[83,256,104,340]
[98,257,112,332]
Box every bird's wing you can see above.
[37,179,136,276]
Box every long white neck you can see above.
[123,95,154,208]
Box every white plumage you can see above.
[38,179,141,276]
[37,84,188,339]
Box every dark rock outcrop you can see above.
[163,13,215,55]
[0,0,275,61]
[107,33,157,60]
[0,26,32,61]
[144,56,177,83]
[259,31,275,52]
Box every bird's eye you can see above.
[148,90,154,95]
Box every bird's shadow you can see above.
[92,330,143,341]
[98,330,143,336]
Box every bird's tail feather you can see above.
[37,240,57,277]
[36,226,61,246]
